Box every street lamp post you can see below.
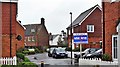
[70,12,72,65]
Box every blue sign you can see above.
[73,33,88,44]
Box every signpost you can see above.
[73,33,88,58]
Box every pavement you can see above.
[79,58,118,65]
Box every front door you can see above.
[112,35,118,61]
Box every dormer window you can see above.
[87,25,94,32]
[31,29,35,33]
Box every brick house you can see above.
[0,0,25,57]
[67,5,102,49]
[102,0,120,61]
[24,18,49,49]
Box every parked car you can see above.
[82,48,100,58]
[48,47,57,57]
[83,49,103,58]
[74,48,100,58]
[52,48,68,58]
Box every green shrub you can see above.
[28,51,35,55]
[24,57,30,62]
[18,62,37,65]
[35,48,40,53]
[39,50,44,53]
[73,48,80,52]
[17,48,24,53]
[65,47,71,51]
[22,51,29,55]
[102,54,111,61]
[16,53,25,60]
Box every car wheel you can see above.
[54,54,57,58]
[65,55,68,58]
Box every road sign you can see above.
[73,33,88,44]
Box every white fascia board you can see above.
[78,5,102,26]
[17,21,26,30]
[0,0,18,3]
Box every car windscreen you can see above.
[56,48,65,52]
[90,49,96,53]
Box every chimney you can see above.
[41,18,45,25]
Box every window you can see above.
[28,37,31,41]
[31,29,35,33]
[32,36,35,41]
[112,35,118,60]
[87,25,94,32]
[113,37,117,59]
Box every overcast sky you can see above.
[17,0,101,34]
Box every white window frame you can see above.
[87,25,94,32]
[28,37,31,41]
[112,35,118,61]
[31,29,35,33]
[32,36,35,41]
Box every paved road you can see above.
[26,53,73,65]
[26,53,118,67]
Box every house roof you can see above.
[17,21,26,30]
[24,24,42,36]
[67,4,101,28]
[49,34,59,40]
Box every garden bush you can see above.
[18,62,37,66]
[16,53,25,60]
[102,54,111,61]
[22,51,29,55]
[73,48,80,52]
[65,47,71,51]
[35,48,40,53]
[28,51,35,55]
[17,48,24,53]
[24,57,30,62]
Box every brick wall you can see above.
[1,2,25,57]
[2,2,17,34]
[37,25,49,47]
[73,8,102,49]
[102,1,120,59]
[16,22,25,50]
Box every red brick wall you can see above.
[2,2,17,34]
[37,25,49,47]
[2,35,16,57]
[16,22,25,50]
[2,2,25,57]
[73,8,102,49]
[102,2,120,58]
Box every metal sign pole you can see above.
[80,44,82,58]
